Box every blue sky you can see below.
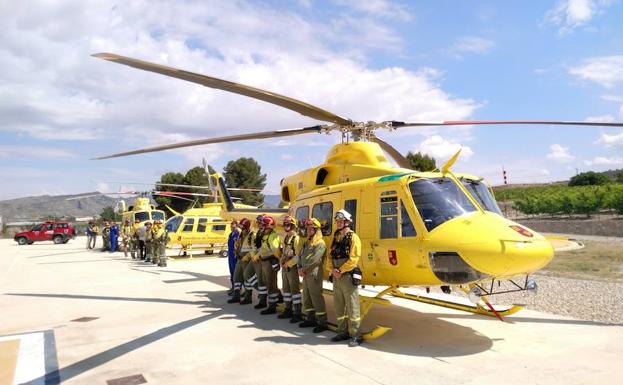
[1,0,622,200]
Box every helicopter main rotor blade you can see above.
[93,53,352,126]
[391,120,623,128]
[369,135,412,169]
[93,125,326,159]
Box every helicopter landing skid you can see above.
[390,289,523,321]
[275,286,393,341]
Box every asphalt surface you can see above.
[0,238,621,385]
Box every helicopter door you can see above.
[370,188,404,277]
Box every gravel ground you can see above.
[432,274,623,325]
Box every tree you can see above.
[223,157,266,206]
[154,172,188,215]
[406,151,436,171]
[616,172,623,184]
[568,171,610,187]
[100,206,116,222]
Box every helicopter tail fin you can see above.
[441,149,462,175]
[165,204,182,216]
[212,173,235,212]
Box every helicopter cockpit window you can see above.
[135,211,150,222]
[166,216,183,233]
[151,211,165,221]
[400,200,417,237]
[380,195,398,239]
[197,218,208,233]
[182,218,195,232]
[460,179,503,215]
[409,178,476,232]
[312,202,333,236]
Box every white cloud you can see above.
[0,145,76,159]
[585,114,615,123]
[601,94,623,103]
[335,0,413,21]
[415,135,473,162]
[96,182,110,193]
[568,55,623,88]
[546,144,575,162]
[0,0,476,150]
[280,154,294,160]
[544,0,613,35]
[584,156,623,166]
[595,130,623,148]
[447,37,495,58]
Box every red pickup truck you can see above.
[14,221,76,245]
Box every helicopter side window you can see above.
[400,200,417,237]
[295,206,309,223]
[182,218,195,232]
[380,195,398,239]
[166,216,183,232]
[197,218,208,233]
[151,211,165,221]
[212,224,227,232]
[135,211,150,222]
[460,178,503,215]
[344,199,357,232]
[312,202,333,236]
[409,178,476,232]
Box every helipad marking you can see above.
[0,330,59,385]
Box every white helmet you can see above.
[334,209,352,222]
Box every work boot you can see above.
[299,313,316,328]
[227,290,241,304]
[331,333,350,342]
[260,303,277,315]
[278,306,293,319]
[348,336,363,347]
[227,288,234,296]
[254,295,267,309]
[313,324,328,333]
[289,303,302,323]
[239,290,253,305]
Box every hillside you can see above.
[0,192,118,223]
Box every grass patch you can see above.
[543,240,623,282]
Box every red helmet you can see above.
[240,218,251,229]
[263,216,275,226]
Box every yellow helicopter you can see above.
[92,53,623,339]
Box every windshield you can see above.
[151,211,165,221]
[166,216,183,233]
[134,211,150,222]
[461,179,502,215]
[409,177,476,232]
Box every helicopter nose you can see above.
[426,212,554,280]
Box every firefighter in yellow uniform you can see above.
[241,215,266,306]
[298,218,328,333]
[152,220,167,267]
[144,222,153,263]
[229,218,255,304]
[257,216,281,315]
[277,215,302,321]
[327,209,363,347]
[121,219,134,258]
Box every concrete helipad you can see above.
[0,238,621,385]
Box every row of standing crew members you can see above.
[227,210,363,347]
[87,219,167,266]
